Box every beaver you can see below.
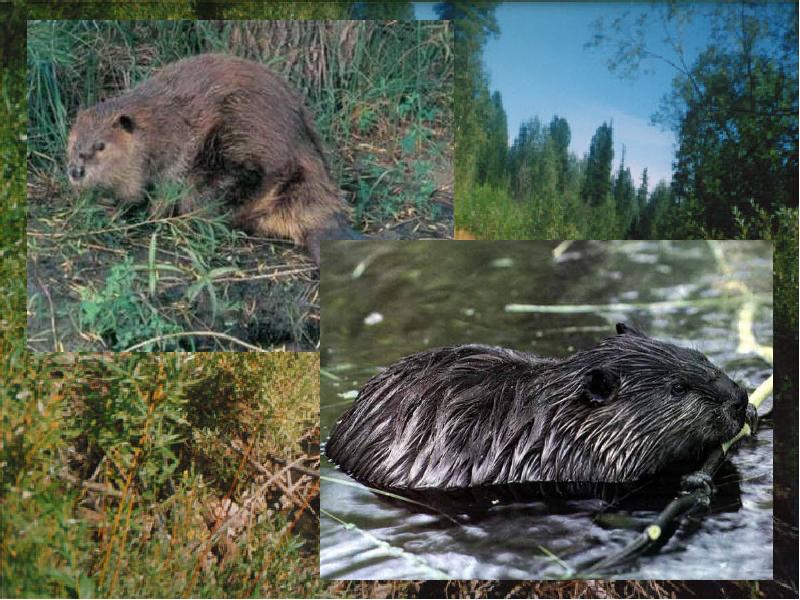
[324,323,751,490]
[66,53,356,265]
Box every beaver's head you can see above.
[67,103,146,202]
[540,323,750,482]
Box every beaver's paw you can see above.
[745,404,758,434]
[681,471,715,496]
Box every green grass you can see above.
[0,49,25,357]
[457,184,533,239]
[2,353,321,598]
[26,19,453,351]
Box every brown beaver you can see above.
[66,53,356,265]
[324,323,751,490]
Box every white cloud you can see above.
[564,101,676,190]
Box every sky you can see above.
[412,2,717,188]
[414,2,439,20]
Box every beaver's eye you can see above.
[93,141,105,152]
[671,383,688,395]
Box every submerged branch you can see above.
[505,293,771,314]
[321,507,452,579]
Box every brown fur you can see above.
[67,53,349,263]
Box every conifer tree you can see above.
[548,116,571,193]
[581,122,614,206]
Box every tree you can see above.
[631,168,649,236]
[436,1,500,188]
[476,90,508,186]
[548,116,571,192]
[636,168,648,211]
[587,1,798,236]
[351,1,414,20]
[612,147,636,233]
[509,117,544,199]
[581,122,614,206]
[669,39,798,233]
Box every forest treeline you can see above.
[473,106,663,238]
[456,1,798,245]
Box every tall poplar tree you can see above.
[581,122,614,206]
[631,168,649,237]
[612,147,635,232]
[476,90,508,186]
[548,116,571,193]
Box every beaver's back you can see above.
[70,54,320,197]
[325,345,552,489]
[129,54,308,146]
[132,54,298,107]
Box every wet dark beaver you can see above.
[67,53,356,265]
[325,323,750,490]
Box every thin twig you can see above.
[228,440,318,478]
[57,470,123,498]
[213,267,317,283]
[34,274,59,351]
[27,215,186,238]
[122,331,272,352]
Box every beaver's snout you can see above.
[69,164,85,181]
[716,375,749,428]
[734,383,749,422]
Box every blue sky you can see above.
[482,2,716,188]
[414,2,439,20]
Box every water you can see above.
[319,240,773,580]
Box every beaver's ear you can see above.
[582,368,620,406]
[616,322,646,337]
[113,114,135,133]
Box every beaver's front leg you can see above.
[146,169,241,220]
[177,172,241,217]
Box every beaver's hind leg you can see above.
[232,154,347,265]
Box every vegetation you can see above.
[26,18,452,351]
[456,2,798,245]
[2,352,320,597]
[26,0,351,20]
[0,3,25,359]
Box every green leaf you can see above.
[78,573,95,598]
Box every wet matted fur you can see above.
[325,323,749,489]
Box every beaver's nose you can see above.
[736,384,748,407]
[69,165,85,180]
